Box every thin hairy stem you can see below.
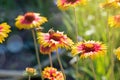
[74,7,78,42]
[56,50,66,80]
[49,53,53,67]
[90,60,97,80]
[28,76,31,80]
[32,29,44,80]
[74,7,79,80]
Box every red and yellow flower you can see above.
[71,41,107,59]
[40,45,53,54]
[115,47,120,60]
[37,29,74,51]
[25,67,37,76]
[42,67,64,80]
[57,0,86,10]
[15,12,47,29]
[100,0,120,9]
[108,14,120,28]
[0,23,11,43]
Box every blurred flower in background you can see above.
[108,14,120,28]
[15,12,47,29]
[100,0,120,9]
[57,0,86,10]
[0,23,11,43]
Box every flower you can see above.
[25,67,37,76]
[71,41,107,59]
[37,29,74,51]
[15,12,47,29]
[100,0,120,9]
[40,45,53,54]
[42,67,64,80]
[0,23,11,43]
[57,0,86,10]
[108,14,120,28]
[115,47,120,60]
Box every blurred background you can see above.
[1,0,120,80]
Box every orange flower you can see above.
[37,29,74,51]
[100,0,120,9]
[25,67,37,76]
[42,67,64,80]
[108,14,120,28]
[15,12,47,29]
[0,23,11,43]
[57,0,86,10]
[71,41,107,59]
[40,45,53,54]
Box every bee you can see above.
[35,27,44,32]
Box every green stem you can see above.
[32,29,44,80]
[74,7,78,42]
[106,10,115,80]
[56,49,66,80]
[74,7,79,80]
[90,60,97,80]
[49,53,53,67]
[110,28,115,80]
[28,76,31,80]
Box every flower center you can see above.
[65,0,78,3]
[49,70,56,78]
[24,12,35,23]
[114,15,120,22]
[83,43,95,53]
[49,33,62,41]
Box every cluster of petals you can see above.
[15,12,47,29]
[100,0,120,9]
[115,47,120,60]
[0,23,11,43]
[71,40,107,59]
[42,67,64,80]
[25,67,37,76]
[40,45,53,54]
[37,30,74,54]
[57,0,86,10]
[108,14,120,28]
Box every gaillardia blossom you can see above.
[108,14,120,28]
[37,29,74,51]
[100,0,120,9]
[25,67,37,76]
[40,45,53,54]
[57,0,86,10]
[15,12,47,29]
[71,41,107,59]
[115,47,120,60]
[42,67,64,80]
[0,23,11,43]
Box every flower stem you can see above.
[74,7,78,42]
[106,10,115,80]
[74,7,79,80]
[28,76,31,80]
[49,53,53,67]
[90,60,97,80]
[31,29,44,80]
[109,28,115,80]
[56,49,66,80]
